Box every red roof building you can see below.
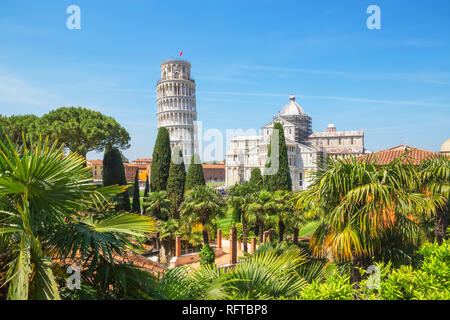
[202,164,225,182]
[358,145,438,165]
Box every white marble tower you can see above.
[156,59,197,164]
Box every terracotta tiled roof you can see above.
[124,163,139,168]
[358,145,437,165]
[202,164,225,169]
[87,160,103,165]
[133,158,152,162]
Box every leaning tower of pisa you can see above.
[156,59,197,164]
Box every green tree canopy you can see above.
[0,135,156,300]
[103,146,130,212]
[185,154,206,190]
[180,185,224,244]
[150,127,171,192]
[36,107,130,158]
[166,146,186,217]
[249,167,263,189]
[0,114,39,145]
[263,122,292,192]
[294,155,442,284]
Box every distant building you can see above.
[133,158,152,165]
[262,94,312,144]
[226,94,364,190]
[86,160,103,182]
[125,162,151,185]
[226,134,319,191]
[440,139,450,156]
[156,59,197,165]
[358,145,438,165]
[202,164,225,183]
[307,123,364,157]
[87,159,151,185]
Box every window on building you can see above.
[339,138,342,145]
[351,138,354,145]
[299,173,303,186]
[327,139,330,145]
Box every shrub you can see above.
[199,244,215,266]
[358,240,450,300]
[299,273,354,300]
[185,154,206,190]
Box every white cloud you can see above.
[0,75,61,112]
[198,90,449,109]
[234,64,450,86]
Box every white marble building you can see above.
[225,94,365,190]
[225,95,320,191]
[156,59,197,164]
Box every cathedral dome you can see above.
[279,94,304,116]
[441,139,450,154]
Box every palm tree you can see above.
[143,191,172,220]
[246,190,275,243]
[419,155,450,244]
[159,218,180,257]
[227,183,256,253]
[0,136,157,300]
[154,243,322,300]
[268,190,294,242]
[294,155,438,285]
[142,191,173,263]
[180,185,225,245]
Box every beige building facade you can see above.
[307,123,365,157]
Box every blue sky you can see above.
[0,0,449,161]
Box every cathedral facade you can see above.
[156,59,197,164]
[225,94,365,190]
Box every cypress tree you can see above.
[103,146,131,211]
[150,127,171,192]
[185,153,206,190]
[144,174,150,197]
[131,169,141,213]
[166,146,186,216]
[263,122,292,192]
[249,167,263,189]
[142,174,150,213]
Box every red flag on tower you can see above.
[180,50,183,56]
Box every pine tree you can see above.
[249,167,263,189]
[185,153,206,190]
[131,168,141,213]
[103,146,131,211]
[263,122,292,192]
[150,127,171,192]
[166,146,186,217]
